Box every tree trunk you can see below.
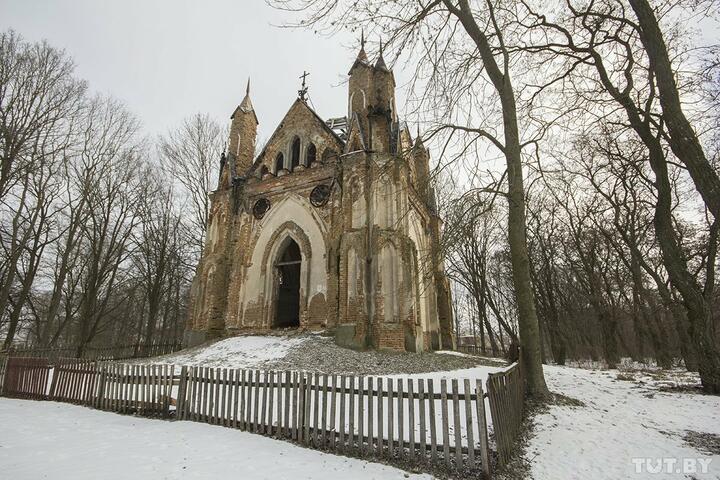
[646,140,720,392]
[504,99,549,395]
[444,0,549,397]
[628,0,720,218]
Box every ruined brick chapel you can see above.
[185,39,455,352]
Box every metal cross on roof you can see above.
[298,71,309,101]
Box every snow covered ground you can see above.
[0,398,432,480]
[5,335,716,479]
[147,335,310,369]
[525,365,720,479]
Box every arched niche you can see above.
[239,194,328,328]
[408,212,435,332]
[290,137,301,170]
[274,152,285,174]
[306,142,316,167]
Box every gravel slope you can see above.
[147,333,505,375]
[263,335,505,375]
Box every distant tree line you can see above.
[0,30,221,354]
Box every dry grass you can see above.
[684,430,720,455]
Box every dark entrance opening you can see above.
[274,239,301,328]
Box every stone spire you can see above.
[412,123,430,202]
[349,30,370,74]
[227,77,258,178]
[375,39,388,71]
[237,78,254,116]
[357,29,368,63]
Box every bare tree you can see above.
[158,113,222,263]
[70,99,144,352]
[518,0,720,391]
[0,31,84,345]
[272,0,550,396]
[0,30,85,201]
[133,176,184,346]
[0,31,193,351]
[444,195,517,356]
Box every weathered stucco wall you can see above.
[239,194,329,327]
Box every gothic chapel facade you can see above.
[185,43,455,352]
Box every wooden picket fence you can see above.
[175,367,492,475]
[49,359,100,404]
[91,363,175,417]
[1,357,52,400]
[486,361,525,466]
[2,341,182,362]
[0,358,175,417]
[0,355,7,396]
[0,357,531,478]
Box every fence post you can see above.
[462,379,475,470]
[475,379,492,479]
[298,373,307,444]
[176,366,188,420]
[95,364,107,409]
[48,359,60,399]
[0,356,7,396]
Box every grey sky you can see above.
[2,0,715,165]
[0,0,372,143]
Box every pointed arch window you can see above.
[275,153,284,173]
[306,143,317,167]
[322,148,337,163]
[291,137,301,170]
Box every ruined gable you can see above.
[252,99,344,177]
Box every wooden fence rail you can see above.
[486,361,525,467]
[0,357,532,478]
[1,342,183,362]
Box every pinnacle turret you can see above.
[414,125,425,148]
[237,78,254,116]
[375,39,388,71]
[357,29,368,63]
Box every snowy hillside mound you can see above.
[147,333,505,376]
[147,335,310,369]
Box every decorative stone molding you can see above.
[260,221,313,274]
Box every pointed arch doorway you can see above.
[274,238,302,328]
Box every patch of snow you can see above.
[393,364,511,384]
[527,365,720,479]
[436,350,474,358]
[149,335,309,369]
[564,356,671,371]
[0,398,432,480]
[435,350,505,363]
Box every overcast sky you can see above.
[2,0,716,166]
[0,0,376,143]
